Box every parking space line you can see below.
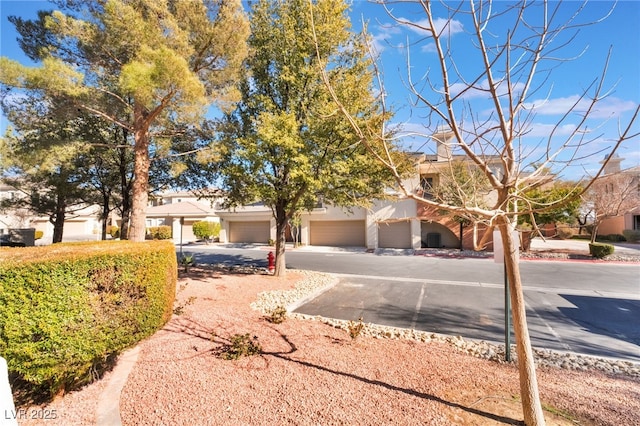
[332,273,640,300]
[410,283,427,330]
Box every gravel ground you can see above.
[14,265,639,426]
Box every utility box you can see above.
[426,232,441,248]
[8,228,36,247]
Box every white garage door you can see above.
[64,220,88,235]
[181,220,197,242]
[310,220,366,247]
[378,221,412,249]
[229,221,270,243]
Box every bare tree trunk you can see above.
[274,204,288,277]
[590,218,599,244]
[498,216,545,426]
[128,106,150,242]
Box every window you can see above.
[419,176,435,199]
[634,215,640,230]
[420,177,434,192]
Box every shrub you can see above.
[266,306,287,324]
[173,296,196,316]
[217,334,262,360]
[589,243,614,259]
[34,230,43,240]
[571,234,591,240]
[0,240,177,400]
[348,317,365,340]
[622,229,640,243]
[179,252,195,272]
[555,225,576,240]
[600,234,626,242]
[147,226,172,240]
[107,226,120,239]
[192,221,221,242]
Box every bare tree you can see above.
[312,1,640,424]
[585,171,640,243]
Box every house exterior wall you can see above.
[592,165,640,237]
[598,216,625,236]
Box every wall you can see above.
[598,216,625,236]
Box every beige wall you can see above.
[598,216,625,236]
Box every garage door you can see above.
[378,221,412,249]
[229,221,270,243]
[64,220,88,235]
[181,220,197,242]
[310,220,365,247]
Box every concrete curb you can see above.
[96,346,140,426]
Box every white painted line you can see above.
[410,283,427,330]
[331,273,640,300]
[525,295,572,351]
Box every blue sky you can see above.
[1,0,639,180]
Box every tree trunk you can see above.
[100,192,110,240]
[128,106,151,242]
[590,221,599,244]
[51,195,66,244]
[273,204,288,277]
[497,216,545,426]
[118,144,132,240]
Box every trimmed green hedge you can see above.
[589,242,615,259]
[0,240,177,398]
[623,229,640,243]
[192,221,221,241]
[147,225,172,240]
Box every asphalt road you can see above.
[182,245,640,361]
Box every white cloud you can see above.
[370,17,463,55]
[398,17,464,37]
[524,96,637,119]
[421,42,437,53]
[518,123,578,138]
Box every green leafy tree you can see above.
[0,0,249,242]
[192,221,221,242]
[518,184,582,228]
[214,0,406,276]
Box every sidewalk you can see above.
[529,237,640,256]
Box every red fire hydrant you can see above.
[267,251,275,274]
